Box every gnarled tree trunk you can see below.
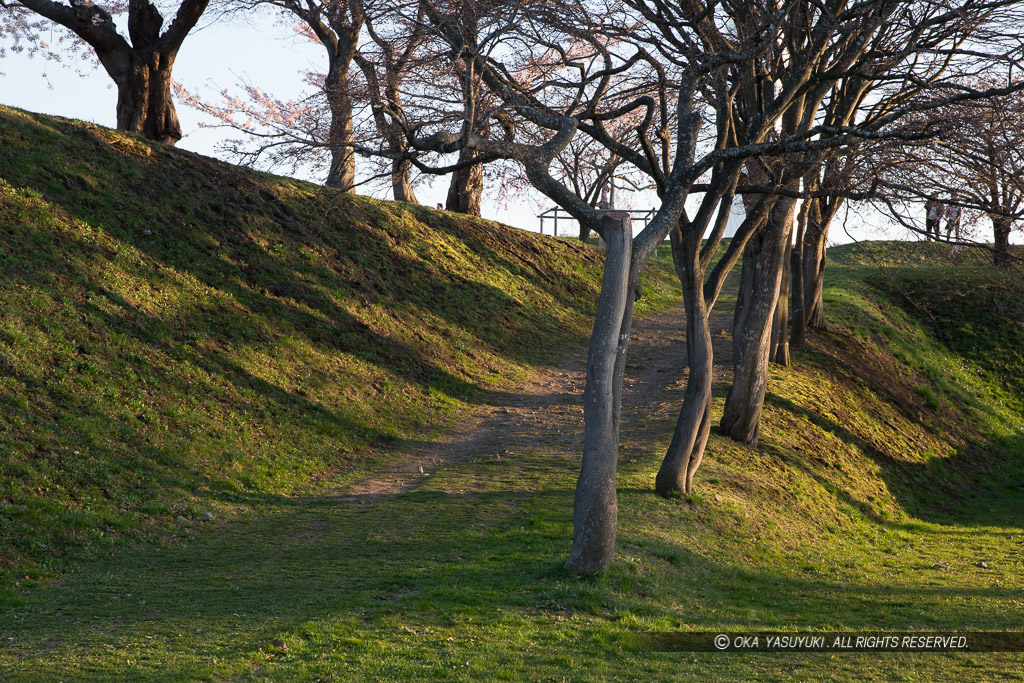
[20,0,211,148]
[446,150,484,216]
[113,51,181,145]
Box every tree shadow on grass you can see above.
[3,482,1023,677]
[3,209,537,422]
[1,119,599,396]
[764,393,1024,529]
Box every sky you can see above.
[0,10,919,245]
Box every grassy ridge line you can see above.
[0,105,679,591]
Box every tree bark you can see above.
[109,51,181,145]
[392,157,418,204]
[655,224,713,496]
[789,195,810,352]
[446,150,484,216]
[802,198,836,331]
[770,237,792,366]
[720,197,795,445]
[565,218,633,574]
[324,63,356,192]
[993,215,1012,267]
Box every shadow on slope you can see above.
[0,105,679,590]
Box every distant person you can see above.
[436,203,443,210]
[925,198,941,241]
[944,202,962,241]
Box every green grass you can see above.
[2,109,1024,680]
[0,104,678,594]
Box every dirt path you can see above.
[340,301,735,502]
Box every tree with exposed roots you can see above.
[1,0,211,145]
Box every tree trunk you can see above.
[789,197,810,352]
[113,52,181,145]
[566,219,633,575]
[993,215,1012,267]
[770,237,792,366]
[655,225,713,496]
[22,0,209,147]
[325,64,356,192]
[392,157,418,204]
[802,200,834,331]
[720,197,795,445]
[446,150,484,216]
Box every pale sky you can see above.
[0,13,907,245]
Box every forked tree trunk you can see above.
[993,215,1012,267]
[26,0,212,148]
[565,218,633,575]
[655,225,713,496]
[18,0,209,147]
[720,197,795,445]
[115,53,181,145]
[446,150,484,216]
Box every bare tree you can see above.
[875,72,1024,266]
[270,0,364,190]
[385,0,1024,573]
[721,0,1024,452]
[353,0,430,203]
[435,2,491,215]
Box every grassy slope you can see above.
[0,105,676,591]
[2,107,1023,681]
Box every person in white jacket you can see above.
[925,198,942,240]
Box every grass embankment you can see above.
[2,105,1023,681]
[0,105,676,595]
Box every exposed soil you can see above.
[339,300,736,503]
